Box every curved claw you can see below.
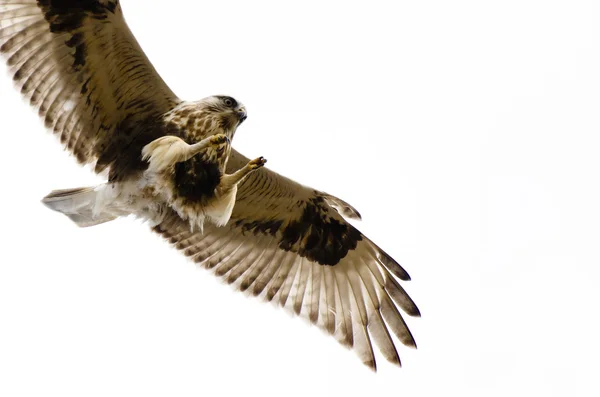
[249,156,267,170]
[210,134,230,145]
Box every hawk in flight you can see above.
[0,0,420,370]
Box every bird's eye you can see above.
[223,98,234,107]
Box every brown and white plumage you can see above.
[0,0,420,370]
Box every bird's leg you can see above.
[186,134,230,162]
[142,134,229,172]
[220,157,267,191]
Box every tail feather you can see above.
[42,186,117,227]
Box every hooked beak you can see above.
[236,106,247,123]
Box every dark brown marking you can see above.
[37,0,118,33]
[215,95,239,109]
[279,196,363,266]
[233,219,284,236]
[37,1,119,71]
[174,156,221,202]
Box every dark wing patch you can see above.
[278,196,362,266]
[232,196,362,266]
[0,0,179,177]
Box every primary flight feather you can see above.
[0,0,420,370]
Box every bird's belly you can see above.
[138,166,236,232]
[173,157,221,202]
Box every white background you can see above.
[1,0,600,396]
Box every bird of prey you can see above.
[0,0,420,370]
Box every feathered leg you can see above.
[219,157,267,192]
[142,134,230,173]
[203,157,267,227]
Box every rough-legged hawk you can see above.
[0,0,420,370]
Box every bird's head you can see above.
[197,95,247,136]
[165,96,247,142]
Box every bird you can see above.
[0,0,420,370]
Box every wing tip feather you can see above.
[363,358,377,372]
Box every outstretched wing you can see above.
[0,0,179,177]
[153,149,421,370]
